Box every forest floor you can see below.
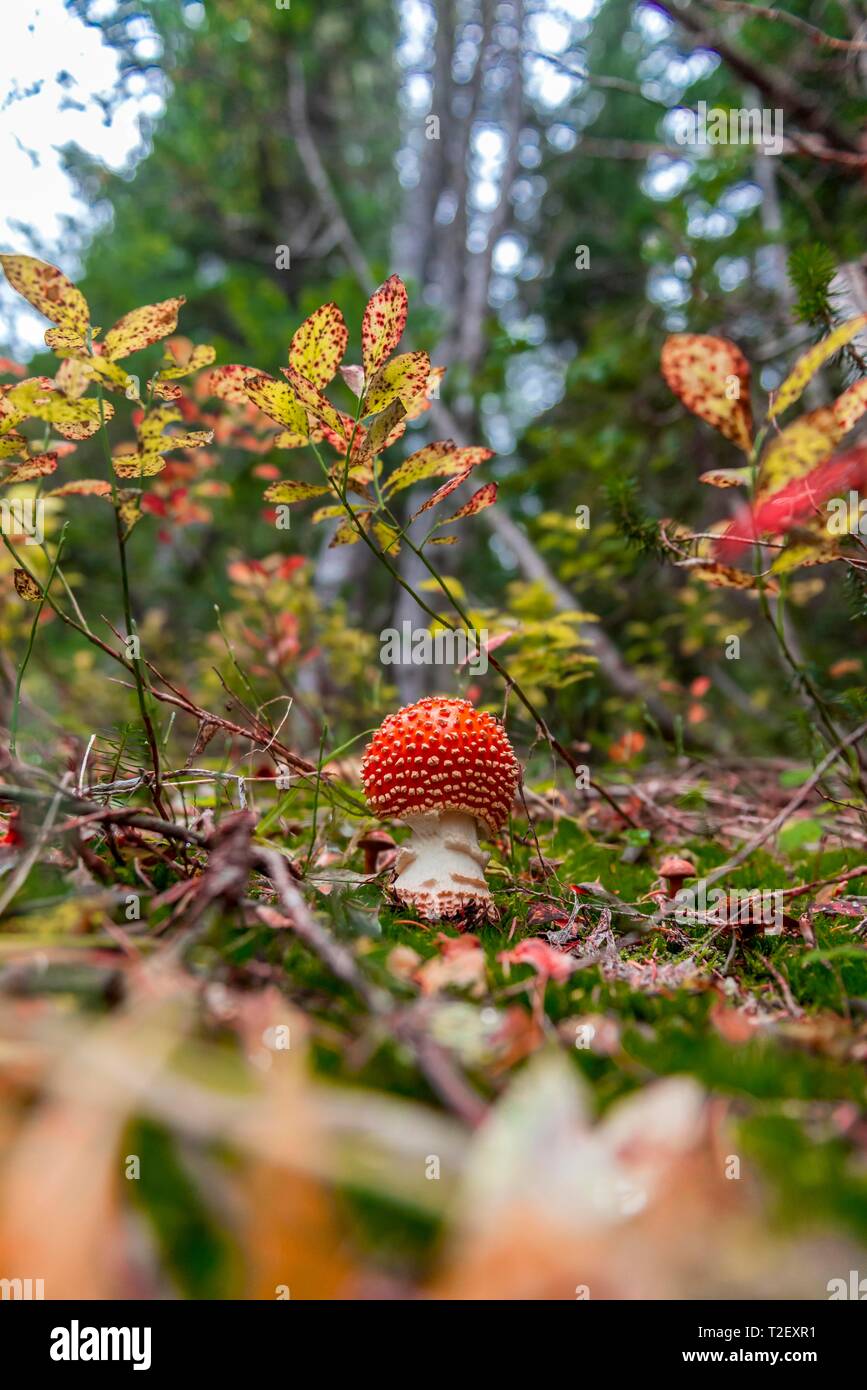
[1,749,867,1298]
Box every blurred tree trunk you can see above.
[387,0,676,728]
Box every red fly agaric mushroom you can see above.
[361,696,520,924]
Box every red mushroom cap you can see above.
[658,855,695,880]
[361,696,520,835]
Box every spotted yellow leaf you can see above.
[4,380,113,440]
[311,504,347,523]
[149,341,215,396]
[46,479,112,498]
[0,433,27,461]
[89,356,138,393]
[289,303,348,389]
[149,381,183,401]
[117,489,142,538]
[160,430,213,452]
[385,442,492,497]
[161,339,216,376]
[44,326,89,353]
[55,357,95,400]
[282,366,347,442]
[101,297,186,361]
[682,561,778,594]
[112,450,166,479]
[0,255,89,339]
[358,399,406,460]
[831,378,867,435]
[206,364,261,404]
[273,427,311,449]
[661,334,753,452]
[361,275,407,378]
[329,512,370,547]
[245,374,309,438]
[137,405,181,446]
[2,453,59,484]
[345,462,375,491]
[0,378,52,436]
[698,466,752,488]
[756,408,840,501]
[770,315,867,420]
[113,408,213,477]
[372,518,402,553]
[141,411,212,457]
[771,540,841,574]
[405,365,446,420]
[363,351,430,416]
[264,480,330,505]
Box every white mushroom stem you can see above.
[391,810,497,923]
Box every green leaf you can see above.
[777,817,825,856]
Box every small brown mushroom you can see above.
[357,828,396,875]
[657,855,696,899]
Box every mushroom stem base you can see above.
[391,810,497,925]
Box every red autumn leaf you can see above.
[609,730,646,763]
[715,442,867,561]
[409,467,474,520]
[46,480,113,499]
[441,481,498,524]
[498,939,576,982]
